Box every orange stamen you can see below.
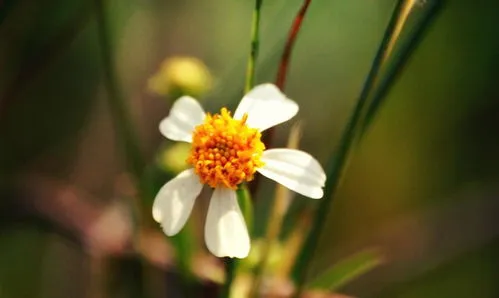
[187,108,265,189]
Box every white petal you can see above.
[159,96,205,142]
[234,84,299,131]
[257,149,326,199]
[204,188,250,258]
[152,169,203,236]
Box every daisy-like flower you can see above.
[152,84,326,258]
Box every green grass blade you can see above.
[291,0,404,285]
[291,1,443,296]
[359,0,444,136]
[307,249,384,291]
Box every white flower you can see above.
[152,83,326,258]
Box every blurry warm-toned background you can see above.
[1,0,499,297]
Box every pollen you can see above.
[187,108,265,189]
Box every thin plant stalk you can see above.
[220,258,236,298]
[250,0,312,195]
[381,0,417,64]
[248,2,313,295]
[220,1,263,297]
[355,0,420,138]
[275,0,312,90]
[244,0,263,93]
[359,0,443,135]
[266,0,312,144]
[291,0,421,295]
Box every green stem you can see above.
[220,258,236,298]
[291,0,418,295]
[249,0,311,196]
[244,0,263,93]
[221,1,262,297]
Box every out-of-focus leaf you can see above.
[307,249,384,291]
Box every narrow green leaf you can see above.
[307,249,384,291]
[359,0,444,135]
[291,2,443,295]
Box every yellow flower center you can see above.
[187,108,265,189]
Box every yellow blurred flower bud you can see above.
[158,142,191,174]
[148,56,212,98]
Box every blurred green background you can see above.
[1,0,499,297]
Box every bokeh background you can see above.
[1,0,499,297]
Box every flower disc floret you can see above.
[187,108,265,189]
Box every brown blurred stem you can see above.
[250,0,312,197]
[275,0,312,90]
[266,0,311,145]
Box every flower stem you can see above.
[250,0,312,195]
[275,0,312,90]
[222,2,263,296]
[244,0,263,93]
[221,2,263,296]
[291,0,429,295]
[220,258,236,298]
